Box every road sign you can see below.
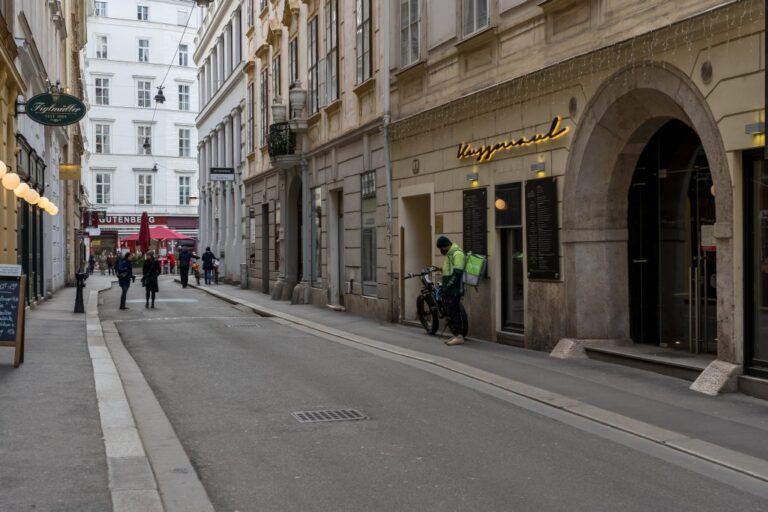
[210,167,235,182]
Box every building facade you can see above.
[242,0,391,319]
[195,0,246,283]
[83,0,199,256]
[389,0,765,391]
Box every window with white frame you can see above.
[325,0,339,103]
[137,80,151,108]
[400,0,420,66]
[94,77,110,105]
[178,44,189,66]
[307,16,318,114]
[247,82,254,152]
[94,1,107,16]
[178,84,190,111]
[355,0,372,83]
[95,172,111,204]
[272,55,281,100]
[138,39,149,62]
[95,124,111,154]
[137,125,152,155]
[178,128,191,157]
[137,4,149,21]
[96,35,108,59]
[137,174,153,205]
[260,67,268,145]
[178,175,191,205]
[361,171,377,296]
[463,0,489,36]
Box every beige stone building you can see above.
[389,0,767,393]
[244,0,392,319]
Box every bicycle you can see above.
[404,266,469,337]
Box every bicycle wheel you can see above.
[416,295,439,335]
[458,302,469,337]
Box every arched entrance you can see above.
[561,63,735,362]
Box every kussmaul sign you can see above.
[24,92,86,127]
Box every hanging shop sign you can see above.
[457,117,570,163]
[24,92,87,127]
[210,167,235,182]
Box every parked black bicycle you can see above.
[404,266,468,336]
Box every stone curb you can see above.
[189,282,768,485]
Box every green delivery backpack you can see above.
[463,252,487,288]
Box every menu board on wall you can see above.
[525,178,560,280]
[463,188,487,255]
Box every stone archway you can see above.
[560,62,735,363]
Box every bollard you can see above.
[74,271,88,313]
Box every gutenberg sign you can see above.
[25,93,87,127]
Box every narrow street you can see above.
[96,278,768,512]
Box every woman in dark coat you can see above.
[142,251,162,308]
[116,252,135,310]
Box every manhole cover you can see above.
[291,409,367,424]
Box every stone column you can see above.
[232,107,242,169]
[224,23,232,78]
[218,36,225,87]
[233,9,242,64]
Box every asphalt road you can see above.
[102,279,768,512]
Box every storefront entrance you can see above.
[745,150,768,376]
[628,120,717,353]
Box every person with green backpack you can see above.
[436,236,467,346]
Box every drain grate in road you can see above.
[291,409,367,424]
[226,322,262,328]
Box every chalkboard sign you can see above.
[463,188,487,255]
[525,178,560,280]
[0,275,26,367]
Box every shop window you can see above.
[361,171,377,296]
[311,187,323,285]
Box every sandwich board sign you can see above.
[0,265,26,367]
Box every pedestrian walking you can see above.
[88,254,95,275]
[178,247,195,288]
[141,251,161,308]
[106,254,115,276]
[202,247,216,285]
[436,236,467,346]
[116,252,136,310]
[168,252,176,274]
[99,252,107,275]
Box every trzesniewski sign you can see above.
[25,93,87,127]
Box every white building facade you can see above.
[83,0,199,254]
[194,0,246,284]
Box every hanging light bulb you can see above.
[2,172,20,190]
[37,196,50,209]
[45,203,58,216]
[0,160,6,179]
[13,182,29,198]
[24,188,40,205]
[154,86,166,104]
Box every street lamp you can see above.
[154,86,166,104]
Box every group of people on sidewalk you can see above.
[116,246,220,310]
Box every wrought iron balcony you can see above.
[268,122,299,169]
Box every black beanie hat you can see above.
[436,236,452,248]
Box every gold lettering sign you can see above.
[457,117,570,163]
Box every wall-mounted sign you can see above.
[210,167,235,182]
[525,177,560,280]
[457,117,570,163]
[25,92,87,127]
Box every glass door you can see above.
[496,183,524,333]
[745,150,768,375]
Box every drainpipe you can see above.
[382,0,395,322]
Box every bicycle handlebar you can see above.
[404,266,440,279]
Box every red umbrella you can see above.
[138,212,151,254]
[122,226,191,242]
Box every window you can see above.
[179,44,189,66]
[311,187,322,285]
[272,56,281,100]
[138,174,153,205]
[138,39,149,62]
[463,0,489,36]
[179,176,191,205]
[361,171,377,296]
[178,84,190,111]
[95,124,111,154]
[96,35,108,59]
[95,173,111,205]
[289,38,298,86]
[247,82,254,152]
[259,67,268,145]
[137,125,152,155]
[177,9,189,26]
[400,0,420,66]
[94,77,110,105]
[137,80,151,108]
[178,128,191,157]
[247,0,253,27]
[355,0,372,83]
[94,1,107,16]
[307,16,319,114]
[325,0,339,103]
[137,4,148,21]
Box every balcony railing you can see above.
[267,122,296,158]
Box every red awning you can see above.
[122,226,191,241]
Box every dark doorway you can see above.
[261,204,269,293]
[628,120,717,353]
[496,183,524,333]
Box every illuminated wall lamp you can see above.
[531,162,547,178]
[745,122,765,135]
[466,172,480,188]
